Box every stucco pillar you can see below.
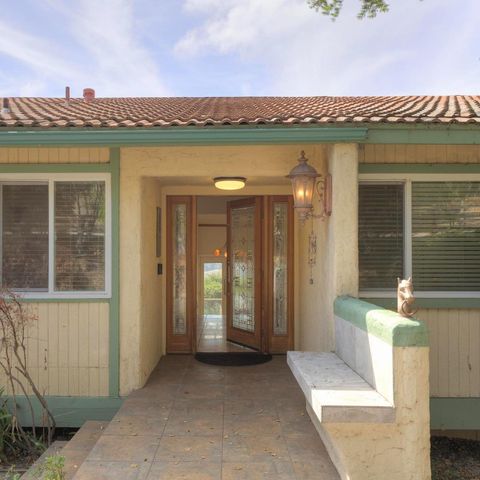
[119,165,143,396]
[326,143,359,348]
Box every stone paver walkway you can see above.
[74,355,339,480]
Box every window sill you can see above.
[10,293,111,303]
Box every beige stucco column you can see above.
[326,143,359,349]
[119,166,143,396]
[297,143,358,352]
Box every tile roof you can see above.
[1,96,479,128]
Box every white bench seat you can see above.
[287,351,396,423]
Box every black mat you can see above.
[195,352,272,366]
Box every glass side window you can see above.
[1,184,49,290]
[358,183,404,291]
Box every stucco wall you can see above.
[314,346,431,480]
[139,177,164,384]
[298,144,359,352]
[119,144,333,393]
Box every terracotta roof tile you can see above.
[0,96,479,128]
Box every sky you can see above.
[0,0,479,98]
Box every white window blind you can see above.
[359,183,404,290]
[54,182,105,292]
[412,182,480,292]
[1,184,49,290]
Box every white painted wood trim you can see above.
[0,173,111,299]
[359,173,480,298]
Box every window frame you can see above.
[0,172,111,299]
[358,172,480,299]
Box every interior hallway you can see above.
[197,314,254,353]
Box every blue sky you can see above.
[0,0,479,98]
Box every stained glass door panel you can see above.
[227,197,262,350]
[267,196,294,353]
[166,196,195,353]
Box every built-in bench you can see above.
[288,351,395,423]
[288,296,431,480]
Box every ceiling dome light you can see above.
[213,177,246,191]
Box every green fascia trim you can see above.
[0,126,368,146]
[334,295,428,346]
[366,125,480,145]
[359,163,480,174]
[0,124,478,146]
[109,148,120,397]
[362,297,480,310]
[0,163,112,173]
[6,396,123,428]
[430,398,480,430]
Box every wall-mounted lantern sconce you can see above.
[286,151,332,223]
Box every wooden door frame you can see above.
[166,194,294,354]
[166,196,197,353]
[264,195,295,353]
[226,196,263,351]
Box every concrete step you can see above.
[21,441,67,479]
[22,421,108,480]
[62,421,109,479]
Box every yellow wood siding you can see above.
[0,148,109,163]
[419,308,480,397]
[0,302,109,396]
[359,144,480,163]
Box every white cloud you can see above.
[0,0,169,97]
[175,0,480,95]
[59,0,169,96]
[0,20,82,82]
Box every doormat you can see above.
[195,352,272,366]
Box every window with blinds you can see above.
[55,182,106,291]
[359,183,404,290]
[412,182,480,292]
[1,184,49,290]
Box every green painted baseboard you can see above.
[430,398,480,430]
[6,396,123,428]
[6,395,478,430]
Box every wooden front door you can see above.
[166,194,294,354]
[226,197,263,350]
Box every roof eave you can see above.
[0,123,478,146]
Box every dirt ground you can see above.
[431,436,480,480]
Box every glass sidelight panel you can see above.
[273,202,288,335]
[231,205,256,332]
[172,204,187,335]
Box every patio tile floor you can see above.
[73,355,339,480]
